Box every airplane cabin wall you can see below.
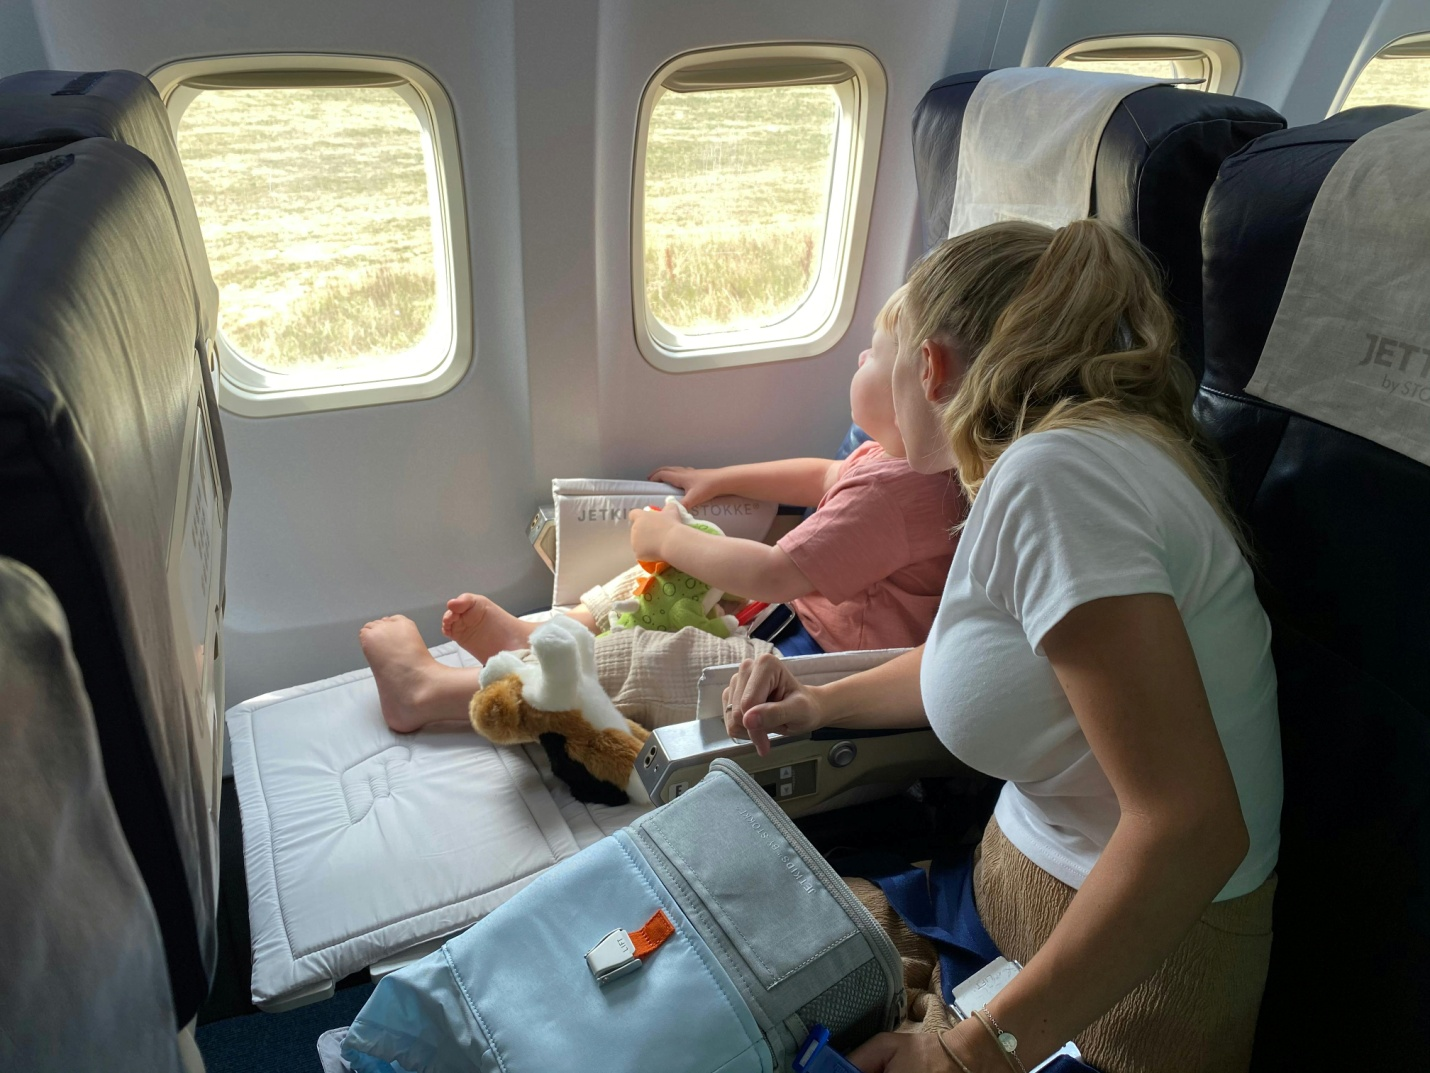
[0,1,48,73]
[7,0,1425,710]
[997,0,1409,122]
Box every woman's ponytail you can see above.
[903,218,1249,556]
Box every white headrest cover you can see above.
[1247,108,1430,467]
[949,66,1171,237]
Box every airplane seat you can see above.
[0,558,191,1073]
[912,71,1285,377]
[1196,106,1430,1068]
[0,69,231,512]
[0,139,227,1028]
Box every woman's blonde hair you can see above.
[902,218,1247,553]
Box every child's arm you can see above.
[649,459,841,509]
[629,508,814,604]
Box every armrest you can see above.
[694,647,911,719]
[641,648,972,818]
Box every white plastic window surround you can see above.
[631,44,887,373]
[150,55,472,418]
[1335,32,1430,113]
[1048,35,1242,95]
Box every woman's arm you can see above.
[630,509,813,603]
[650,459,841,508]
[855,593,1250,1072]
[722,646,928,755]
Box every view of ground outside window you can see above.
[179,80,844,375]
[1341,51,1430,109]
[178,86,439,377]
[642,85,840,336]
[1051,56,1207,86]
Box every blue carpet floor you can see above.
[196,983,374,1073]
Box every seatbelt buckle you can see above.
[585,929,641,984]
[585,909,676,985]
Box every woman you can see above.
[722,220,1281,1073]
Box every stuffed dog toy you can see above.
[470,614,652,807]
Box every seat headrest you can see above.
[1200,106,1420,398]
[913,70,1284,373]
[0,69,219,345]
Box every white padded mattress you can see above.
[226,641,648,1009]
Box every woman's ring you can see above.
[724,703,733,712]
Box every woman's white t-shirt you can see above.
[922,428,1282,901]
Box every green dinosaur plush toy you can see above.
[608,497,739,639]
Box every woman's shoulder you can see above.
[994,425,1155,470]
[978,426,1231,558]
[985,426,1164,500]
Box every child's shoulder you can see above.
[840,439,899,473]
[842,441,946,485]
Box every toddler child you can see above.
[360,285,965,731]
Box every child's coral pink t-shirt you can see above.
[777,441,965,652]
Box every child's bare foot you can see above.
[360,615,479,733]
[441,594,536,661]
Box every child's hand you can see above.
[629,505,682,562]
[649,466,723,508]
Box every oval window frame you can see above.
[151,54,472,417]
[631,43,887,374]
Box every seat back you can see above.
[1196,106,1430,1067]
[0,139,226,1024]
[0,558,186,1071]
[912,71,1284,375]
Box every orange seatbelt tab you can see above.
[630,909,675,959]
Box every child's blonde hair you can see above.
[875,283,908,336]
[901,218,1246,553]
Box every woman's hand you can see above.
[847,1030,966,1072]
[721,653,829,756]
[629,505,682,562]
[649,465,725,508]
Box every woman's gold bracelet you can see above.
[971,1008,1027,1073]
[936,1029,976,1073]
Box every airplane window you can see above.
[1053,56,1203,85]
[644,84,838,337]
[154,57,471,417]
[1049,37,1240,94]
[633,45,886,372]
[1340,35,1430,110]
[177,86,441,379]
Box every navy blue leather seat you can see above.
[0,139,224,1026]
[1196,107,1430,1068]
